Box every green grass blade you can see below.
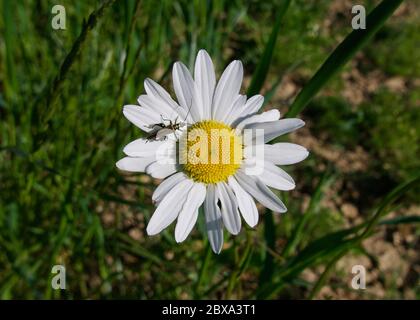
[257,173,420,298]
[226,231,253,298]
[258,210,275,289]
[247,0,291,97]
[358,172,420,240]
[379,215,420,226]
[34,0,117,144]
[115,232,163,266]
[307,174,420,298]
[2,0,18,99]
[307,249,347,299]
[194,242,212,297]
[262,60,303,106]
[286,0,404,117]
[282,171,334,257]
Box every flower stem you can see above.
[226,230,252,299]
[194,242,212,298]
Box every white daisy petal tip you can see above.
[196,49,212,63]
[212,59,244,120]
[174,183,206,243]
[146,179,194,235]
[122,104,136,121]
[143,77,153,88]
[275,207,288,214]
[115,159,124,170]
[145,225,157,236]
[273,109,281,119]
[217,182,242,235]
[295,118,305,128]
[197,48,209,55]
[115,157,154,172]
[249,221,258,228]
[228,176,259,228]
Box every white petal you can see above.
[116,157,155,172]
[145,161,177,179]
[212,60,243,120]
[137,94,178,121]
[194,49,216,119]
[172,62,198,122]
[175,183,206,243]
[146,179,194,235]
[235,170,287,213]
[235,109,281,132]
[144,78,188,120]
[216,182,241,235]
[263,143,309,165]
[123,104,160,132]
[144,78,178,109]
[224,95,247,125]
[259,161,296,191]
[123,138,167,157]
[245,118,305,144]
[243,94,264,116]
[228,176,258,227]
[152,172,188,204]
[230,95,265,127]
[204,184,224,254]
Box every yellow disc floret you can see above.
[180,120,243,184]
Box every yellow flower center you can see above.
[180,120,243,184]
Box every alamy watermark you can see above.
[352,5,366,30]
[351,265,366,290]
[154,128,265,176]
[51,265,66,290]
[51,5,66,30]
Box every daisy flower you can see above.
[116,49,308,253]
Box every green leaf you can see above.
[357,172,420,240]
[247,0,291,97]
[226,232,253,298]
[262,60,303,105]
[282,171,334,257]
[2,0,18,99]
[257,173,420,299]
[194,242,212,297]
[286,0,404,117]
[116,233,163,266]
[34,0,117,146]
[379,215,420,226]
[258,211,276,287]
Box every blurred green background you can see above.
[0,0,419,299]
